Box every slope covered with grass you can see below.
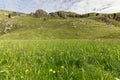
[0,10,120,39]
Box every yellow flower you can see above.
[49,69,53,72]
[61,66,65,69]
[25,69,29,74]
[52,70,56,74]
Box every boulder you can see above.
[34,9,48,17]
[116,17,120,21]
[71,22,77,28]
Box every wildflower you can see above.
[115,78,120,80]
[0,70,4,73]
[25,69,29,74]
[57,70,60,73]
[61,66,65,69]
[21,76,24,79]
[49,69,53,72]
[52,70,56,74]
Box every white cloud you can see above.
[0,0,120,14]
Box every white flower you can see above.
[0,70,4,73]
[115,78,120,80]
[21,76,24,79]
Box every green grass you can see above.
[0,10,120,80]
[0,10,120,39]
[0,40,120,80]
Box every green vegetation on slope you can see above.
[0,10,120,39]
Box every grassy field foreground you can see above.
[0,40,120,80]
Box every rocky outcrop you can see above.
[34,9,48,17]
[71,22,77,28]
[115,17,120,21]
[8,12,27,18]
[49,11,81,18]
[3,22,13,33]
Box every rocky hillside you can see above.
[0,9,120,40]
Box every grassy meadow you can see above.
[0,10,120,80]
[0,40,120,80]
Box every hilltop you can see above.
[0,9,120,40]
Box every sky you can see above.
[0,0,120,14]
